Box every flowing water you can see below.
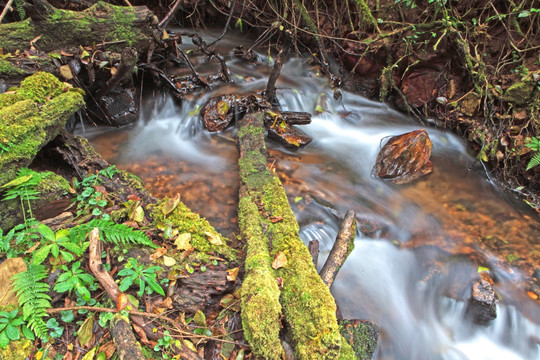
[80,33,540,359]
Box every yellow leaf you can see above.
[81,346,98,360]
[163,255,176,267]
[205,231,223,246]
[216,100,229,119]
[78,316,94,346]
[174,233,193,251]
[162,194,181,215]
[271,251,287,270]
[117,293,129,311]
[133,205,144,223]
[226,267,239,282]
[59,65,73,80]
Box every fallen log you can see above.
[237,112,354,359]
[110,314,146,360]
[0,0,157,53]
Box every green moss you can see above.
[0,73,84,187]
[0,338,33,359]
[151,198,235,261]
[18,71,64,103]
[339,320,378,359]
[237,113,348,359]
[240,197,284,359]
[0,58,25,76]
[110,6,140,46]
[0,93,25,109]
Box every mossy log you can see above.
[0,0,157,53]
[110,314,146,360]
[0,72,84,186]
[237,112,354,359]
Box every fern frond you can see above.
[11,263,51,338]
[74,219,155,248]
[526,152,540,171]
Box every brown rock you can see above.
[373,129,433,184]
[466,272,497,325]
[200,95,236,132]
[401,69,442,107]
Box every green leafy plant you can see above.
[525,137,540,170]
[118,258,165,297]
[73,166,118,220]
[1,168,46,223]
[54,261,97,302]
[153,330,180,359]
[0,219,40,258]
[11,263,51,338]
[0,309,33,348]
[33,224,84,265]
[73,218,155,248]
[45,318,64,339]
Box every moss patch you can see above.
[151,198,235,262]
[0,58,25,76]
[18,71,64,103]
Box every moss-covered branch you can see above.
[0,1,156,53]
[237,113,354,359]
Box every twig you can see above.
[0,0,15,24]
[158,0,182,29]
[208,0,238,49]
[265,41,290,105]
[319,210,357,288]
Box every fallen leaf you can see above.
[133,206,145,223]
[226,267,239,282]
[174,233,193,251]
[183,339,197,353]
[163,255,176,267]
[193,310,206,327]
[216,100,230,120]
[271,251,287,270]
[117,293,129,311]
[98,341,116,359]
[81,347,98,360]
[205,231,223,246]
[132,323,150,345]
[150,247,167,260]
[78,316,94,347]
[59,65,73,80]
[162,194,181,215]
[269,215,283,223]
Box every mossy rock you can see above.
[0,72,85,188]
[503,81,535,105]
[339,320,378,360]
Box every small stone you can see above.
[465,273,497,325]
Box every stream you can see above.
[80,32,540,360]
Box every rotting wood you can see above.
[110,314,146,360]
[265,42,289,105]
[0,0,157,53]
[95,47,138,99]
[237,112,354,359]
[319,210,357,288]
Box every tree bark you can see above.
[110,314,146,360]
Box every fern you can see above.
[526,152,540,170]
[73,219,155,248]
[11,264,51,338]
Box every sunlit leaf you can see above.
[133,206,144,223]
[117,293,129,311]
[163,256,176,267]
[174,233,192,251]
[216,100,229,120]
[205,231,223,246]
[477,266,490,273]
[226,267,239,282]
[235,18,243,32]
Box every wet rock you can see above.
[100,87,138,127]
[201,95,236,132]
[504,81,535,105]
[373,129,433,184]
[459,92,481,116]
[401,68,443,107]
[267,122,312,149]
[465,272,497,325]
[339,319,378,360]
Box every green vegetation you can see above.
[525,137,540,170]
[118,257,165,297]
